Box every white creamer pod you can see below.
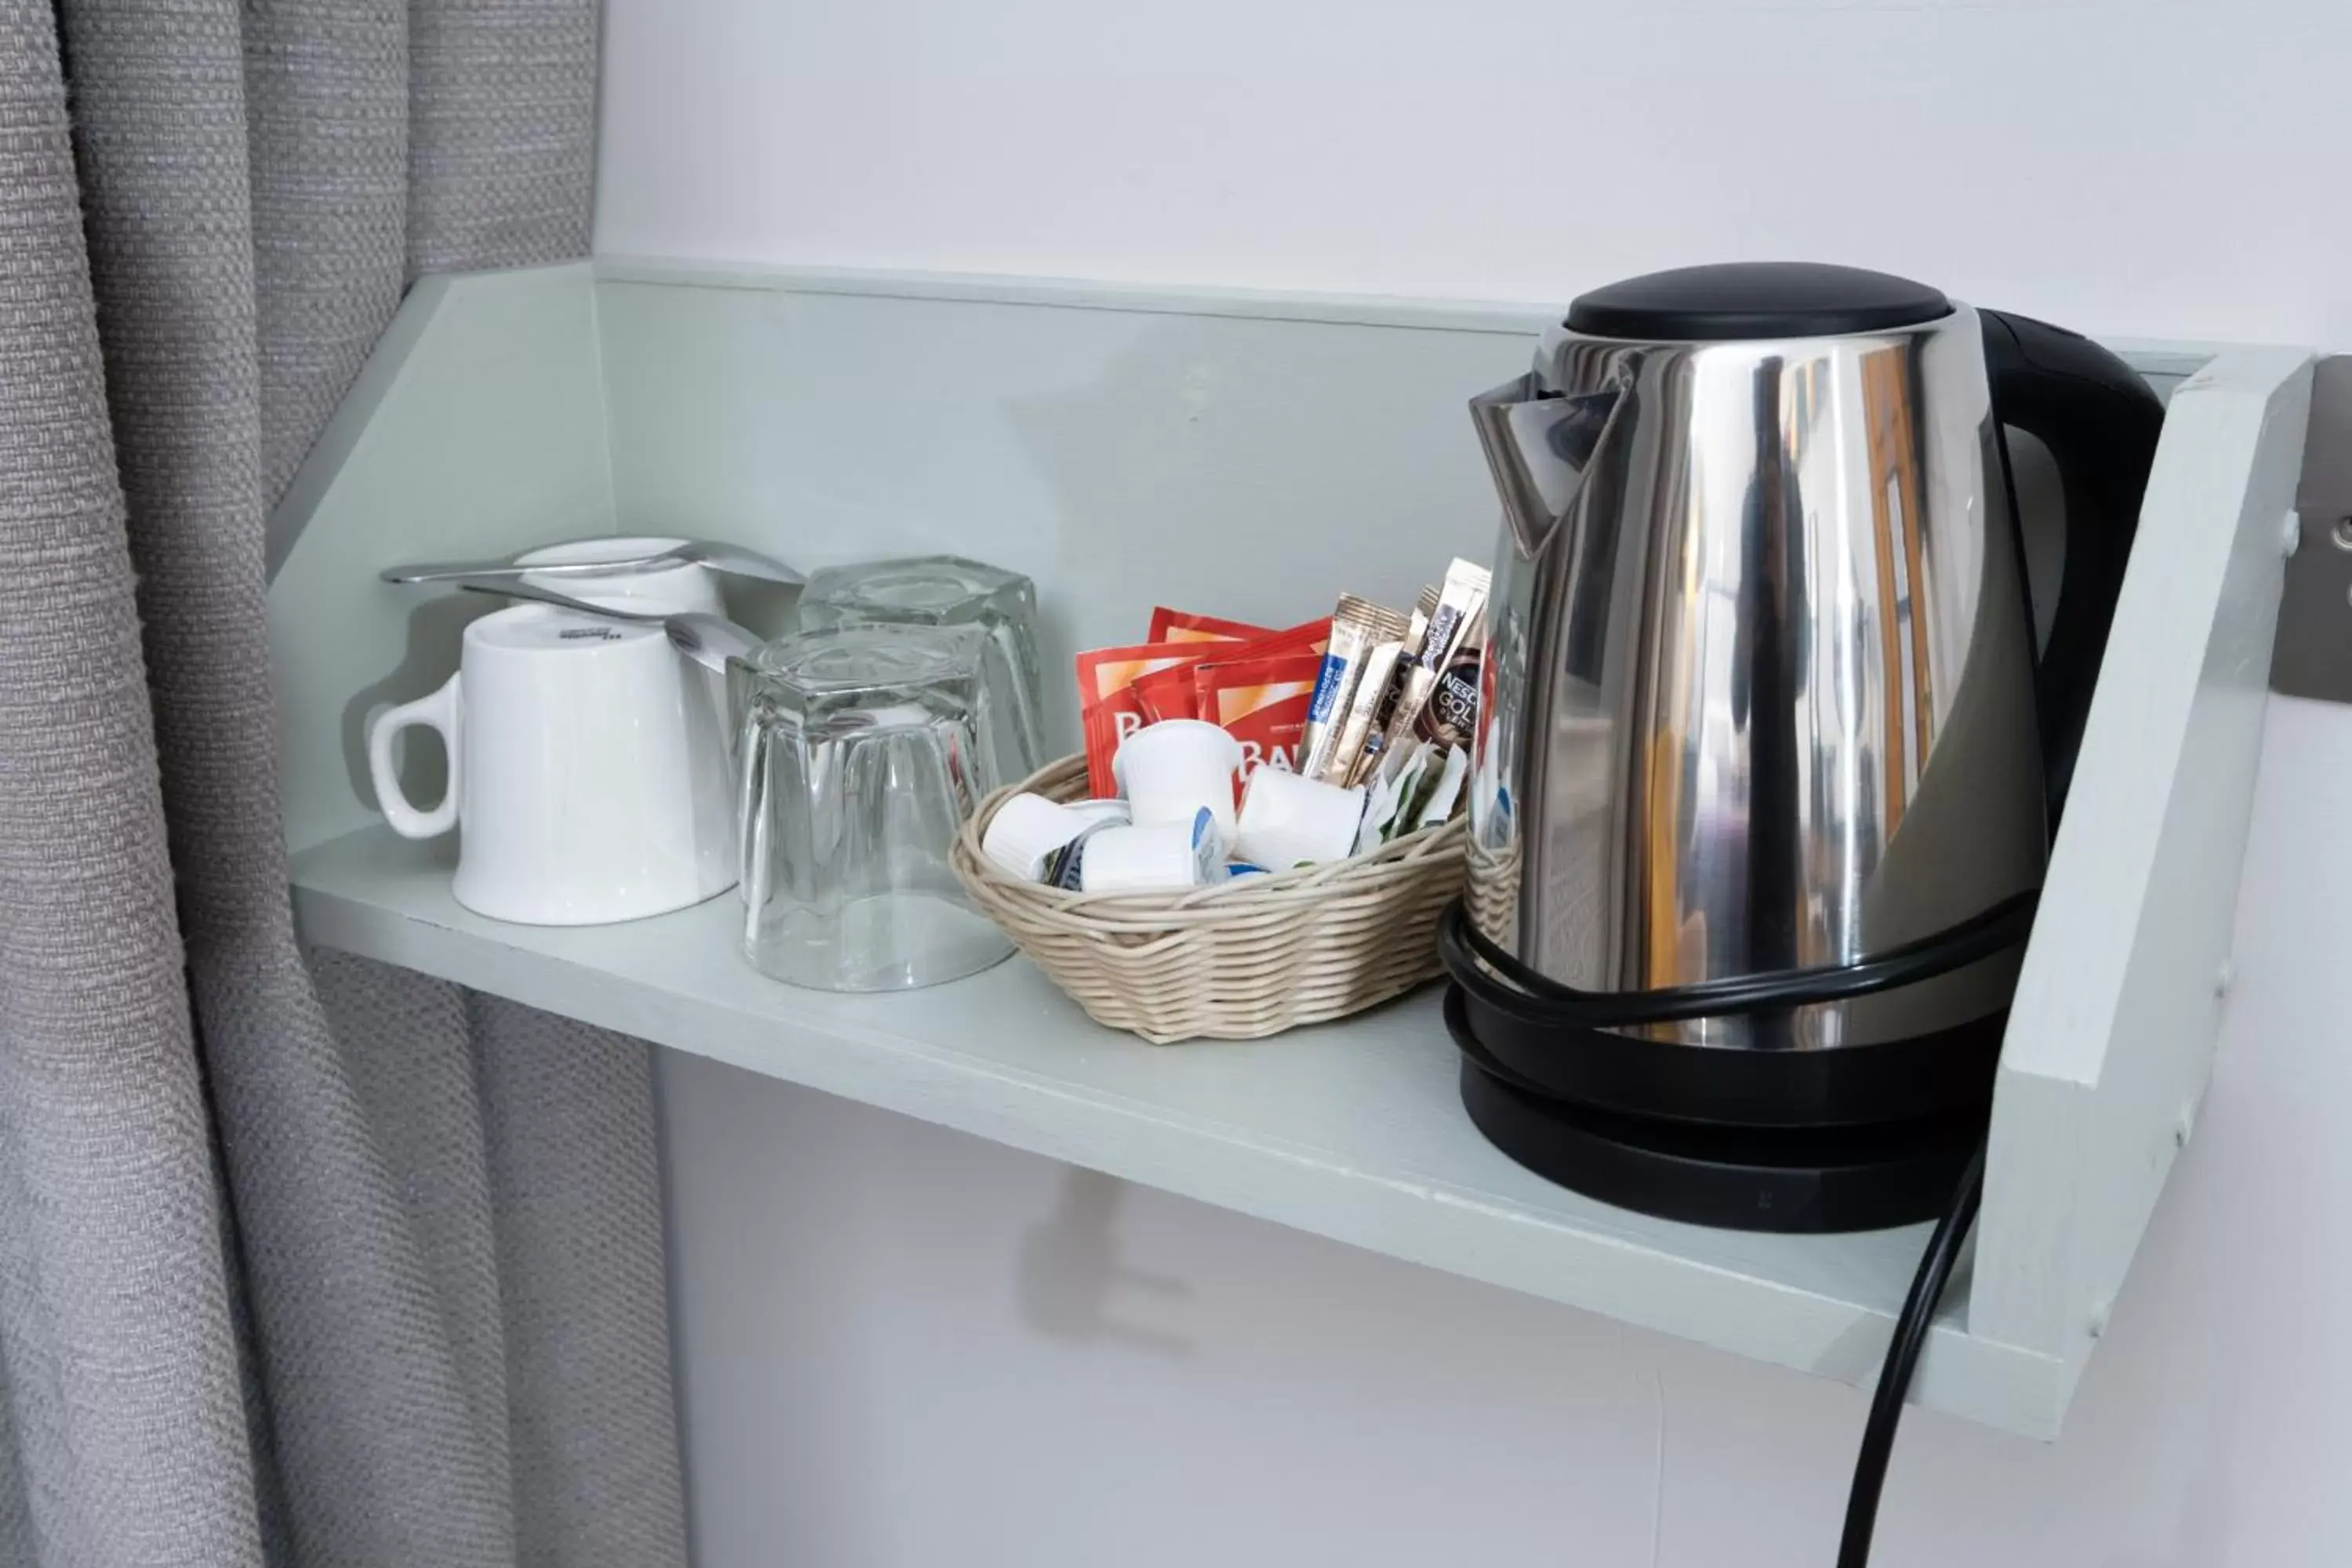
[981,793,1098,882]
[1077,808,1222,893]
[1045,816,1126,890]
[1113,719,1243,833]
[1234,767,1367,867]
[1227,826,1323,872]
[1063,798,1132,827]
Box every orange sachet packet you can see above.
[1196,653,1327,780]
[1076,641,1214,797]
[1134,660,1207,724]
[1221,617,1330,662]
[1189,618,1332,779]
[1110,615,1317,747]
[1146,607,1274,645]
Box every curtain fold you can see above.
[0,5,258,1563]
[0,2,685,1564]
[246,0,408,506]
[408,0,597,278]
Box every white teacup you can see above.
[366,604,736,925]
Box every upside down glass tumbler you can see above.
[798,555,1047,782]
[735,623,1014,991]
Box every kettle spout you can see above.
[1469,375,1628,560]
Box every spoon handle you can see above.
[448,577,670,621]
[680,542,804,586]
[380,552,680,585]
[666,612,764,672]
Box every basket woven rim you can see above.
[951,753,1466,920]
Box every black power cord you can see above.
[1445,895,2012,1563]
[1836,1141,1987,1567]
[1444,898,2005,1563]
[1445,891,2040,1027]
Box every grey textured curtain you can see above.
[0,2,688,1566]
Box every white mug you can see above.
[367,604,737,924]
[516,532,731,768]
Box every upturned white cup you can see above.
[1113,719,1243,833]
[514,533,731,735]
[366,604,736,924]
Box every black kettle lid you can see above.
[1565,262,1952,341]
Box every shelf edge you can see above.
[292,869,2067,1438]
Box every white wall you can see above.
[597,0,2351,347]
[601,4,2352,1562]
[659,702,2352,1566]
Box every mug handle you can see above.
[367,673,462,838]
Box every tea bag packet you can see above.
[1414,745,1471,831]
[1354,739,1438,852]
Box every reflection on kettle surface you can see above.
[1471,305,2047,1048]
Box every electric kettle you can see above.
[1439,262,2166,1231]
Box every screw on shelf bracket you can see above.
[2272,354,2352,702]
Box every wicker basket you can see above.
[950,754,1467,1044]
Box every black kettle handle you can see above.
[1980,307,2167,821]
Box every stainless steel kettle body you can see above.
[1468,290,2071,1051]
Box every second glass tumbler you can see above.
[798,555,1047,782]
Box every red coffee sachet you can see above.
[1194,652,1327,780]
[1076,641,1213,797]
[1145,607,1274,645]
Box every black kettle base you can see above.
[1446,986,1989,1234]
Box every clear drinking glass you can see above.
[735,624,1014,991]
[798,556,1047,781]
